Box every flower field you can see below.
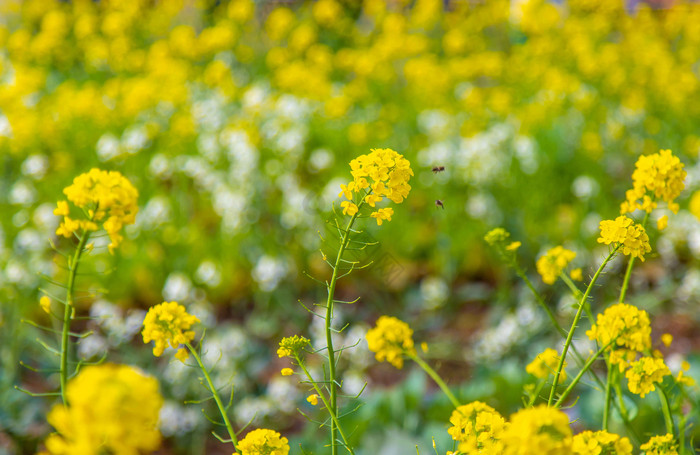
[1,0,699,453]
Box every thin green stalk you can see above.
[59,230,89,404]
[613,374,630,422]
[295,355,355,454]
[554,338,615,407]
[548,247,619,406]
[560,272,594,322]
[527,379,547,407]
[186,342,239,454]
[618,212,649,303]
[519,264,639,441]
[325,199,365,455]
[657,386,675,437]
[516,267,561,334]
[603,360,613,430]
[407,352,461,409]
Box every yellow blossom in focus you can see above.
[281,368,293,376]
[366,315,415,369]
[306,394,318,406]
[238,428,289,455]
[447,401,506,453]
[625,357,671,397]
[587,303,651,368]
[141,301,199,361]
[370,207,393,225]
[44,364,162,455]
[640,434,678,455]
[341,201,358,216]
[340,148,413,207]
[597,216,651,261]
[55,169,139,253]
[572,430,633,455]
[526,348,567,383]
[502,405,572,455]
[621,150,686,215]
[536,246,576,285]
[277,335,310,358]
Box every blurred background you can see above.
[0,0,699,453]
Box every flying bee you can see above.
[435,199,445,209]
[432,166,445,174]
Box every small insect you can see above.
[435,199,444,209]
[432,166,445,174]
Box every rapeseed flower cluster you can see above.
[535,246,576,285]
[597,216,651,261]
[447,401,506,453]
[338,148,413,224]
[238,428,290,455]
[621,150,686,215]
[44,364,162,454]
[571,430,633,455]
[55,169,139,253]
[141,301,200,362]
[640,434,678,455]
[366,316,415,369]
[526,348,567,383]
[586,303,651,371]
[500,406,572,455]
[625,357,671,398]
[277,335,310,358]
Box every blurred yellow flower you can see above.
[526,348,567,383]
[572,430,633,455]
[640,434,678,455]
[502,405,572,455]
[536,246,576,285]
[366,315,415,369]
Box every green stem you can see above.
[618,212,649,303]
[528,379,547,407]
[560,272,594,322]
[407,352,461,409]
[548,247,619,406]
[519,261,639,441]
[657,386,675,437]
[613,374,630,422]
[59,230,89,404]
[295,355,355,454]
[554,338,615,407]
[187,342,239,453]
[325,199,365,455]
[603,360,613,430]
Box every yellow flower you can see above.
[281,368,294,376]
[44,364,162,455]
[506,241,521,251]
[572,430,633,455]
[141,301,200,362]
[502,405,572,455]
[238,428,289,455]
[570,268,583,281]
[597,216,651,261]
[676,360,695,387]
[342,148,413,205]
[370,207,394,225]
[661,333,673,347]
[39,296,51,314]
[657,215,668,230]
[536,246,576,285]
[366,315,416,369]
[621,149,686,215]
[56,169,139,253]
[341,200,358,216]
[625,357,670,397]
[640,434,678,455]
[526,348,567,383]
[306,394,319,405]
[484,228,510,246]
[689,190,700,221]
[586,303,651,366]
[277,335,310,358]
[447,401,506,453]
